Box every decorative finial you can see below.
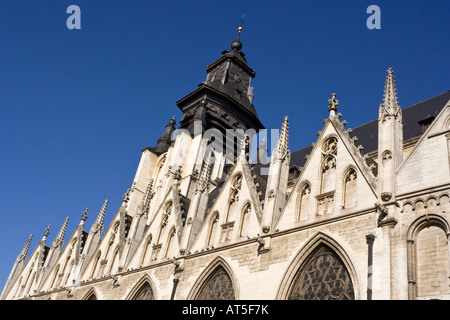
[240,134,250,158]
[81,208,88,222]
[43,225,51,238]
[231,13,245,51]
[328,93,339,117]
[122,188,131,203]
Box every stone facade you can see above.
[2,30,450,301]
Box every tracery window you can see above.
[196,266,235,300]
[289,244,354,300]
[133,282,155,300]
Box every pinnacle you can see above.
[43,225,51,238]
[56,217,69,242]
[276,116,289,160]
[381,67,400,111]
[81,208,88,222]
[18,234,33,261]
[96,199,108,226]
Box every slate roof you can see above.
[349,90,450,155]
[254,91,450,175]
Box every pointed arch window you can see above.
[239,203,251,237]
[141,234,152,265]
[132,282,155,300]
[207,213,219,246]
[25,272,36,296]
[154,155,167,189]
[196,266,235,300]
[90,251,102,279]
[288,244,354,300]
[63,260,74,285]
[321,155,337,194]
[50,264,60,289]
[164,228,176,258]
[108,247,119,274]
[416,226,449,297]
[297,183,311,222]
[320,137,337,194]
[343,168,357,209]
[85,292,97,300]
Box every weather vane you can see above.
[239,13,246,33]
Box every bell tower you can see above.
[176,26,265,136]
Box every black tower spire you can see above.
[176,24,264,136]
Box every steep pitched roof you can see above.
[349,90,450,155]
[286,91,450,171]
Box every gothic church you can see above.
[2,28,450,300]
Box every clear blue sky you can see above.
[0,0,449,288]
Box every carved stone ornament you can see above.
[322,137,337,155]
[381,192,392,202]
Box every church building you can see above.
[2,27,450,300]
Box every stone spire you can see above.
[378,67,403,204]
[40,217,70,287]
[275,116,290,160]
[380,68,401,117]
[91,199,108,234]
[0,234,34,299]
[52,217,69,247]
[261,116,291,234]
[79,199,108,276]
[17,234,33,263]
